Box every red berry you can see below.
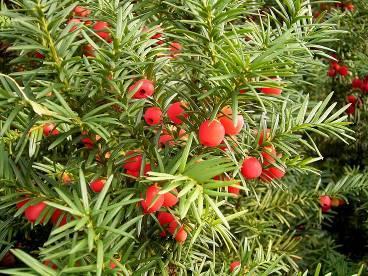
[144,107,162,125]
[344,3,354,11]
[260,87,282,96]
[24,201,46,223]
[239,89,246,94]
[261,166,285,181]
[157,212,175,226]
[261,145,276,166]
[93,21,111,41]
[34,51,45,59]
[123,151,143,171]
[74,6,91,17]
[143,163,152,176]
[43,123,59,137]
[346,105,355,115]
[347,95,357,104]
[67,18,81,32]
[327,68,336,77]
[141,185,164,214]
[51,209,67,226]
[352,77,362,89]
[160,230,167,237]
[81,137,94,149]
[174,227,187,243]
[218,107,244,136]
[170,42,182,58]
[199,120,225,147]
[241,157,262,179]
[159,134,174,147]
[168,220,178,234]
[230,261,241,272]
[162,192,178,207]
[228,185,240,196]
[257,129,271,145]
[90,179,106,193]
[331,198,340,207]
[16,198,29,209]
[331,62,340,71]
[129,79,155,99]
[320,195,331,212]
[167,102,188,124]
[126,170,139,178]
[338,65,349,76]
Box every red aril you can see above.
[43,123,59,137]
[174,227,187,243]
[123,151,143,171]
[167,102,188,124]
[241,157,262,179]
[162,192,178,207]
[141,185,164,214]
[90,179,106,193]
[199,120,225,147]
[157,212,175,226]
[144,107,162,125]
[218,107,244,136]
[129,79,155,99]
[93,21,111,41]
[24,201,46,223]
[230,261,241,272]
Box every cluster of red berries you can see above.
[16,198,68,226]
[352,76,368,93]
[139,185,186,243]
[327,61,349,78]
[345,95,362,115]
[319,195,345,213]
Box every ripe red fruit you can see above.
[67,18,81,32]
[129,79,155,99]
[352,77,362,89]
[144,107,162,125]
[43,123,59,137]
[123,151,143,171]
[320,195,331,212]
[167,102,188,124]
[331,62,340,71]
[257,129,271,145]
[157,212,175,226]
[260,87,282,96]
[162,192,178,207]
[170,42,182,58]
[43,260,57,270]
[16,198,29,209]
[34,51,45,59]
[345,3,354,11]
[331,198,340,207]
[346,95,357,115]
[51,209,67,226]
[241,157,262,179]
[228,185,240,196]
[230,261,241,272]
[74,6,91,17]
[141,185,164,214]
[90,179,106,193]
[174,227,187,243]
[218,107,244,136]
[338,65,349,76]
[24,201,46,223]
[159,134,174,147]
[93,21,111,41]
[261,166,285,181]
[327,68,336,77]
[81,137,94,148]
[199,120,225,147]
[261,145,276,166]
[168,220,178,234]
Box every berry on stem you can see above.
[24,201,46,223]
[129,79,155,99]
[90,179,106,193]
[230,261,241,272]
[241,157,262,179]
[167,102,188,124]
[199,120,225,147]
[174,227,187,243]
[218,106,244,136]
[93,21,111,42]
[162,192,178,207]
[43,123,59,137]
[123,151,143,171]
[141,185,164,214]
[144,107,162,125]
